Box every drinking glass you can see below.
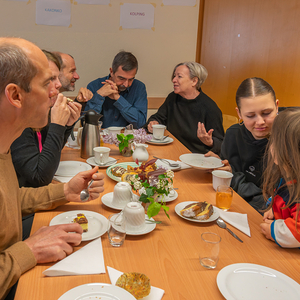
[199,232,221,269]
[216,185,233,211]
[107,213,126,247]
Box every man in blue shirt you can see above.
[84,51,148,128]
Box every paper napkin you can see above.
[43,238,105,276]
[107,266,165,300]
[176,160,192,170]
[215,208,251,237]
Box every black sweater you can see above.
[11,123,73,187]
[220,123,268,211]
[145,90,224,154]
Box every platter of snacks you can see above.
[49,210,108,241]
[106,162,141,182]
[58,283,136,300]
[179,153,223,170]
[175,201,220,223]
[147,135,174,145]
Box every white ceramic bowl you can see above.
[107,127,124,135]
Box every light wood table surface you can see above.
[15,132,300,300]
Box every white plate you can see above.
[126,215,156,235]
[106,162,140,182]
[58,283,136,300]
[101,192,140,210]
[151,190,178,203]
[55,161,92,177]
[217,263,300,300]
[147,135,174,145]
[49,210,108,242]
[179,153,223,170]
[86,156,117,168]
[175,201,219,223]
[155,159,181,171]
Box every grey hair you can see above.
[0,43,37,95]
[172,62,208,90]
[111,51,138,74]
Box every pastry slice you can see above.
[180,202,202,218]
[73,213,88,232]
[194,202,213,220]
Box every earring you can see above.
[238,118,244,126]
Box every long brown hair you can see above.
[263,108,300,223]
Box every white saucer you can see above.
[152,190,178,203]
[101,192,143,210]
[86,157,117,168]
[126,215,156,235]
[147,135,174,145]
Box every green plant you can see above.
[117,133,134,153]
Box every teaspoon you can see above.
[80,179,94,202]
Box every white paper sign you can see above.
[163,0,196,6]
[36,0,71,27]
[76,0,110,4]
[120,3,154,30]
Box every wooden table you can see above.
[15,132,300,299]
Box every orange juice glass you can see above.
[216,185,233,211]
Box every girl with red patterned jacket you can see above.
[260,108,300,248]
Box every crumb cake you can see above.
[116,272,151,299]
[73,213,88,232]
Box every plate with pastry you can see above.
[49,210,108,241]
[175,201,219,223]
[106,162,141,182]
[179,153,223,170]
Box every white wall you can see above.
[0,0,199,98]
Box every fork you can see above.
[153,156,180,168]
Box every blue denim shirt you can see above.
[85,75,148,128]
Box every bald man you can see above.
[0,38,104,300]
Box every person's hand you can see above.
[97,80,119,100]
[263,209,274,221]
[51,94,71,126]
[76,88,93,102]
[260,219,274,241]
[147,121,159,133]
[204,151,232,172]
[24,223,83,263]
[197,122,214,147]
[66,101,82,126]
[64,166,105,202]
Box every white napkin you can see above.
[107,266,165,300]
[215,208,251,237]
[53,175,73,183]
[176,160,192,169]
[43,238,105,276]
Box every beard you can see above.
[118,85,127,92]
[59,74,76,91]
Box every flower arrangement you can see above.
[102,128,152,156]
[125,159,174,219]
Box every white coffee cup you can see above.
[152,124,166,140]
[93,146,110,165]
[212,170,233,191]
[123,201,145,232]
[112,182,132,208]
[107,126,124,135]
